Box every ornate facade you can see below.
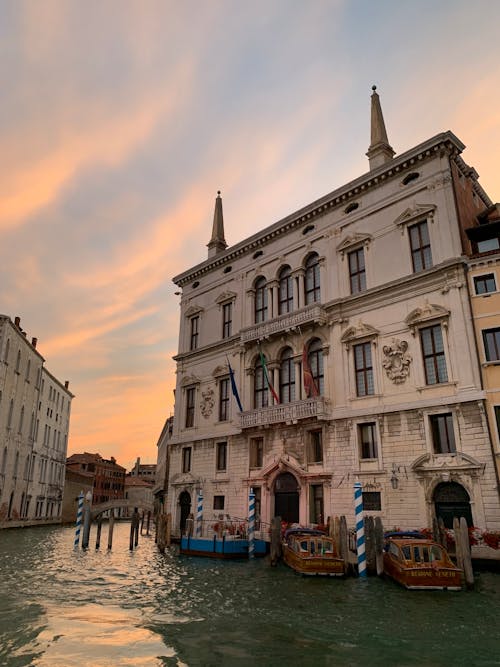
[163,89,500,536]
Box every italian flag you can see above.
[259,350,280,404]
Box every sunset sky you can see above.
[1,1,499,472]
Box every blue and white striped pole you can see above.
[196,490,203,537]
[74,491,84,550]
[354,481,367,578]
[248,487,255,559]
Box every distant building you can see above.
[66,452,126,506]
[129,457,156,484]
[61,468,93,524]
[0,315,73,528]
[163,88,500,537]
[124,476,154,517]
[154,417,173,512]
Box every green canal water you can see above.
[0,523,499,667]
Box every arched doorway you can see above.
[433,481,473,528]
[274,472,299,523]
[178,491,191,533]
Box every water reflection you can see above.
[0,522,499,667]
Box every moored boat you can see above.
[383,533,463,590]
[180,534,268,559]
[282,528,345,576]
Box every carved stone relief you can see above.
[382,338,412,384]
[200,387,215,418]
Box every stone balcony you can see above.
[240,304,327,344]
[239,396,330,428]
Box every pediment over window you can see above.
[394,203,436,229]
[212,364,229,378]
[180,374,200,387]
[171,472,198,486]
[405,300,450,334]
[336,233,372,259]
[185,305,204,317]
[340,320,379,345]
[411,452,484,475]
[215,291,237,305]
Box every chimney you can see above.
[14,316,21,328]
[31,338,37,348]
[64,380,69,389]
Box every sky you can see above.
[1,0,499,472]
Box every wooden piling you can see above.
[134,512,140,547]
[82,502,91,549]
[146,511,151,536]
[157,514,165,553]
[129,517,135,551]
[165,513,172,547]
[140,512,145,535]
[459,517,474,588]
[364,516,376,574]
[374,516,384,576]
[107,510,115,550]
[339,515,348,574]
[453,517,464,572]
[438,517,446,547]
[270,516,282,566]
[95,516,103,550]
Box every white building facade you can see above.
[165,90,500,537]
[0,315,73,527]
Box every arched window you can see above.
[3,338,10,363]
[18,406,24,435]
[254,277,268,323]
[305,253,320,304]
[254,356,268,409]
[7,399,14,429]
[308,338,324,395]
[15,350,21,373]
[279,347,295,403]
[1,447,7,475]
[278,266,293,315]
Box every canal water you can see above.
[0,523,499,667]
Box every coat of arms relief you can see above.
[382,339,412,384]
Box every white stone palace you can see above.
[163,88,500,536]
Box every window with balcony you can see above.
[348,248,366,294]
[305,253,320,304]
[216,441,227,471]
[483,327,500,361]
[279,347,295,403]
[222,302,232,338]
[310,484,324,524]
[278,266,293,314]
[430,413,456,454]
[354,342,374,396]
[308,338,324,395]
[189,316,199,351]
[185,386,196,428]
[182,447,192,473]
[254,358,268,409]
[307,429,323,463]
[255,276,268,323]
[359,422,377,459]
[420,325,448,384]
[474,273,496,295]
[219,378,230,421]
[249,437,263,468]
[409,220,433,272]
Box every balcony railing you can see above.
[239,396,330,428]
[240,304,327,344]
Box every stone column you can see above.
[268,280,279,319]
[294,269,305,308]
[294,357,302,401]
[246,289,255,327]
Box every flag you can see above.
[227,357,243,412]
[302,344,319,398]
[259,349,280,404]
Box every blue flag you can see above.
[227,357,243,412]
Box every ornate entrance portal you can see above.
[274,472,299,523]
[179,491,191,533]
[433,482,472,528]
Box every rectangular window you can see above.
[310,484,324,524]
[249,437,263,468]
[362,492,381,511]
[219,378,230,421]
[483,328,500,362]
[477,237,500,253]
[222,302,232,338]
[430,413,456,454]
[474,273,496,295]
[420,325,448,384]
[354,342,374,396]
[307,430,323,463]
[409,220,433,272]
[348,248,366,294]
[182,447,192,473]
[213,495,225,510]
[359,422,377,459]
[216,441,227,472]
[190,316,199,351]
[495,406,500,441]
[185,387,195,428]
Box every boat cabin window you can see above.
[430,545,444,562]
[300,540,309,552]
[413,545,432,563]
[401,545,411,561]
[389,542,400,560]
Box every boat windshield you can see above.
[412,544,445,563]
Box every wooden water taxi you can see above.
[383,533,462,590]
[282,528,345,576]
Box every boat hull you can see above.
[180,535,268,559]
[283,545,345,576]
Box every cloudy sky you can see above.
[1,0,499,471]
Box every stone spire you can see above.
[366,85,395,171]
[207,190,227,258]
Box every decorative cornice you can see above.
[215,291,237,305]
[394,203,436,230]
[336,233,373,258]
[405,300,450,334]
[340,320,379,346]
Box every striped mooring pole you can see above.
[196,490,203,537]
[354,481,367,578]
[73,491,84,550]
[248,487,255,559]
